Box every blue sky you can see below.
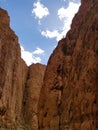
[0,0,80,65]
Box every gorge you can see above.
[0,0,98,130]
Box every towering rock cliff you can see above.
[38,0,98,130]
[0,8,28,129]
[23,63,46,130]
[0,0,98,129]
[0,8,46,130]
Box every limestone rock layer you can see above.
[38,0,98,130]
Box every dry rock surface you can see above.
[38,0,98,130]
[23,63,46,130]
[0,0,98,129]
[0,8,28,130]
[0,8,46,130]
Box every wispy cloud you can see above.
[32,47,44,55]
[32,0,49,20]
[57,2,80,35]
[21,46,44,66]
[41,30,59,39]
[41,1,80,41]
[62,0,80,3]
[41,29,67,41]
[57,2,80,22]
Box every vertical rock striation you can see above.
[23,63,46,130]
[0,8,46,130]
[0,0,98,129]
[0,8,28,129]
[38,0,98,130]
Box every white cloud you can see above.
[21,46,44,66]
[41,2,80,41]
[57,2,80,32]
[58,2,80,21]
[32,47,45,54]
[41,29,66,41]
[41,30,59,39]
[62,0,79,2]
[32,1,49,19]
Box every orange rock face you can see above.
[23,63,46,130]
[0,8,28,129]
[38,0,98,130]
[0,8,46,130]
[0,0,98,129]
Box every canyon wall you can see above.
[0,0,98,129]
[23,63,46,130]
[0,8,46,130]
[38,0,98,130]
[0,8,28,129]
